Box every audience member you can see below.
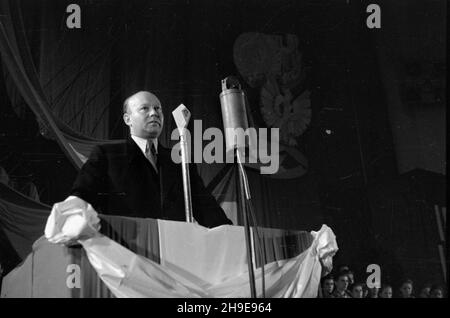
[351,283,364,298]
[332,271,351,298]
[321,274,335,298]
[418,284,431,298]
[367,286,380,298]
[321,264,445,299]
[399,279,415,298]
[429,285,444,298]
[379,284,393,298]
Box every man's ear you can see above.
[123,112,131,126]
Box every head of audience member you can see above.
[367,286,380,298]
[379,284,393,298]
[335,271,350,293]
[347,270,355,285]
[123,91,164,140]
[399,279,414,298]
[322,274,335,296]
[429,285,444,298]
[351,283,364,298]
[418,284,431,298]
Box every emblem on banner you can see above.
[233,32,311,178]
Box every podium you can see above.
[1,215,314,298]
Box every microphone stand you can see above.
[219,77,265,297]
[179,130,194,223]
[172,104,194,223]
[235,147,257,298]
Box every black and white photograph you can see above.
[0,0,446,301]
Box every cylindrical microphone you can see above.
[219,76,249,154]
[219,76,257,298]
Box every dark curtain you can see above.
[374,0,446,175]
[37,1,111,139]
[0,182,50,272]
[1,0,328,232]
[2,0,112,139]
[0,0,84,168]
[368,169,446,291]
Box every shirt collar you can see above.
[130,135,158,156]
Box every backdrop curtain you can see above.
[0,0,324,233]
[367,168,446,289]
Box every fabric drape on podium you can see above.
[1,213,336,298]
[79,221,335,298]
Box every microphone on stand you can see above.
[219,77,252,199]
[172,104,194,223]
[219,76,249,154]
[219,76,257,298]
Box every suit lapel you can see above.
[126,136,142,165]
[124,138,178,210]
[126,137,159,178]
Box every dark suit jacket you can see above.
[70,137,232,228]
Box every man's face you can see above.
[335,275,349,292]
[352,285,364,298]
[369,287,379,298]
[430,289,443,298]
[419,287,431,298]
[323,279,334,293]
[400,283,413,297]
[380,287,392,298]
[123,92,164,139]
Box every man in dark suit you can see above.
[70,91,232,228]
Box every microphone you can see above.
[219,76,249,154]
[172,104,193,223]
[219,76,258,298]
[219,76,252,198]
[172,104,191,135]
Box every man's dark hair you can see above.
[430,284,443,293]
[401,278,414,286]
[338,264,350,272]
[335,270,349,281]
[350,282,363,291]
[321,274,334,286]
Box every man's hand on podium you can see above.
[44,196,101,246]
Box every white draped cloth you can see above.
[45,197,338,298]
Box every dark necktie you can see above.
[145,141,158,172]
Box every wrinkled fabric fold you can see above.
[79,223,337,298]
[42,199,338,298]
